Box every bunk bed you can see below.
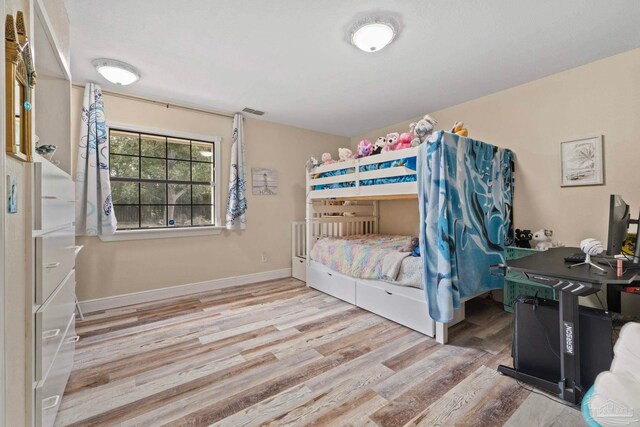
[302,132,514,344]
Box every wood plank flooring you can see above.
[56,278,584,426]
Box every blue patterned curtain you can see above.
[418,131,514,323]
[226,113,247,229]
[75,83,117,236]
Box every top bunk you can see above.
[307,146,419,200]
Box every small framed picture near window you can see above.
[560,135,604,187]
[252,168,278,195]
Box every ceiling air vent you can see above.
[242,107,265,116]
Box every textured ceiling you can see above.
[65,0,640,136]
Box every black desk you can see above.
[497,247,639,404]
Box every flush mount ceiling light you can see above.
[350,17,397,53]
[92,59,140,85]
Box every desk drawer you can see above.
[36,271,76,382]
[34,161,75,232]
[36,316,77,427]
[36,226,75,305]
[308,262,356,304]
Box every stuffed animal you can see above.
[305,156,320,172]
[372,136,387,155]
[531,229,563,250]
[356,139,373,158]
[400,237,419,253]
[397,132,413,150]
[451,121,468,137]
[321,152,335,165]
[384,132,400,151]
[514,229,533,248]
[338,148,353,161]
[411,115,437,146]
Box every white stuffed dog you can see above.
[531,229,563,250]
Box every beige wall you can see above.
[351,48,640,314]
[72,87,348,301]
[5,1,32,425]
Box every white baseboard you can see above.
[79,268,292,313]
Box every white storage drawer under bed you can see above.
[35,314,77,427]
[35,270,76,382]
[308,261,356,304]
[356,279,435,336]
[292,256,306,282]
[35,225,76,305]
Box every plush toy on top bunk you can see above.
[410,115,437,146]
[397,131,413,150]
[321,152,336,165]
[355,139,373,158]
[383,133,400,151]
[338,148,353,161]
[372,136,388,155]
[451,121,468,137]
[305,156,320,172]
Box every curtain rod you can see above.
[71,84,235,119]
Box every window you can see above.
[109,128,219,231]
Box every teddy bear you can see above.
[451,121,468,137]
[372,136,388,155]
[355,139,373,158]
[321,152,335,165]
[531,229,563,250]
[514,229,533,248]
[338,147,353,161]
[384,132,400,151]
[410,115,437,146]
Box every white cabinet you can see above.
[35,226,75,305]
[35,316,77,427]
[31,158,77,427]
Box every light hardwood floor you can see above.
[56,278,585,426]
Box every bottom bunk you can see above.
[307,260,466,343]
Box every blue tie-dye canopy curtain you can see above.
[75,83,117,236]
[226,113,247,229]
[418,131,514,323]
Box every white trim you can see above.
[99,225,225,242]
[78,268,292,313]
[106,121,221,144]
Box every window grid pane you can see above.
[109,128,215,230]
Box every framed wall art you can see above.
[252,168,277,195]
[560,135,604,187]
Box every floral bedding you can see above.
[309,234,423,288]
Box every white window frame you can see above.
[100,122,224,242]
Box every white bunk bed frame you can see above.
[303,146,473,344]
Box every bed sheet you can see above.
[309,234,424,289]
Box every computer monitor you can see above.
[607,195,630,256]
[606,194,640,265]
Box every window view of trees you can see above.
[109,130,215,229]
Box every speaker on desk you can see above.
[513,296,613,390]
